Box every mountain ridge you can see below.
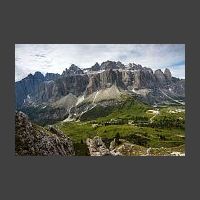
[15,60,185,125]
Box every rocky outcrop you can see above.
[154,69,167,86]
[86,136,185,156]
[86,136,110,156]
[15,111,75,156]
[164,68,172,81]
[86,136,123,156]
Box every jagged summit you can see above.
[45,73,60,81]
[164,68,172,81]
[69,64,80,71]
[62,64,84,76]
[23,71,44,81]
[127,63,143,70]
[91,62,100,71]
[100,60,125,70]
[18,61,174,81]
[34,71,44,79]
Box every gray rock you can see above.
[62,64,84,76]
[164,68,172,81]
[15,72,45,108]
[91,62,100,71]
[154,69,167,86]
[86,136,124,156]
[35,74,89,103]
[45,73,60,81]
[109,138,116,151]
[100,60,125,70]
[127,63,143,70]
[15,111,75,156]
[133,68,156,89]
[86,136,110,156]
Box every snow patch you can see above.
[76,95,85,105]
[63,107,74,122]
[93,91,99,104]
[132,88,150,96]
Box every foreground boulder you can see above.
[86,136,123,156]
[15,111,75,156]
[86,136,185,156]
[86,136,111,156]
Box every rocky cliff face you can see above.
[15,111,75,156]
[34,74,89,103]
[132,68,156,89]
[15,72,45,108]
[154,69,167,86]
[164,68,172,81]
[86,69,125,95]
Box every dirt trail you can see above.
[148,110,160,123]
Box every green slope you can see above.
[55,99,185,155]
[80,98,150,122]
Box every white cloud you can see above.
[168,64,185,79]
[15,44,185,81]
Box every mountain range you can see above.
[15,60,185,125]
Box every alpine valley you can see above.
[15,61,185,156]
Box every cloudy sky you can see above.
[15,44,185,81]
